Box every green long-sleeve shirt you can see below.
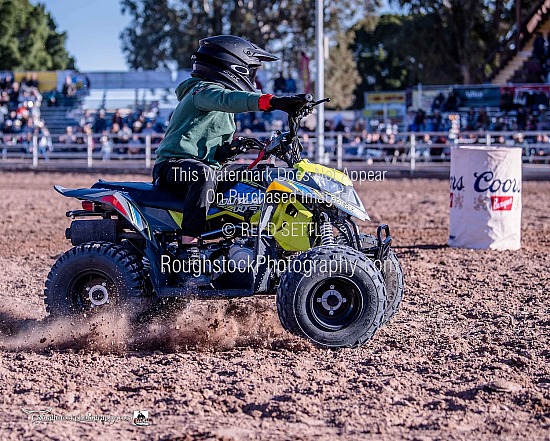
[155,77,262,168]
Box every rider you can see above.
[153,35,307,257]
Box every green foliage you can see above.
[120,0,381,70]
[325,32,361,109]
[386,0,542,84]
[0,0,74,71]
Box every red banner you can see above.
[300,52,311,94]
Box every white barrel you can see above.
[449,146,522,250]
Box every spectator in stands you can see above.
[62,75,77,98]
[128,134,143,155]
[132,120,143,134]
[443,89,460,112]
[431,110,444,132]
[285,76,297,94]
[37,125,52,161]
[533,32,545,62]
[80,109,94,127]
[59,126,77,146]
[414,109,426,132]
[431,92,445,111]
[465,108,476,130]
[516,106,527,131]
[500,88,514,112]
[22,73,39,90]
[0,74,13,91]
[476,108,490,130]
[21,119,34,136]
[9,82,21,109]
[251,117,268,132]
[513,90,527,108]
[100,130,112,161]
[93,109,108,133]
[274,72,286,93]
[112,109,124,128]
[142,121,156,137]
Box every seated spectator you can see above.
[9,82,21,109]
[443,89,461,112]
[285,76,297,94]
[414,109,426,132]
[516,107,527,131]
[80,109,94,127]
[132,120,143,134]
[128,134,143,155]
[29,73,39,89]
[21,73,39,90]
[476,109,490,130]
[21,119,34,136]
[500,88,514,112]
[112,109,124,128]
[141,121,156,136]
[274,72,286,93]
[93,109,108,133]
[251,117,268,132]
[62,75,77,98]
[38,125,52,161]
[0,74,13,91]
[59,126,77,146]
[118,123,132,144]
[100,130,112,161]
[533,32,545,62]
[431,92,446,111]
[465,108,476,130]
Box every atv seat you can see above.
[92,181,185,212]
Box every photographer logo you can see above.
[133,410,150,426]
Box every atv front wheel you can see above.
[45,242,148,318]
[338,233,404,325]
[276,245,386,349]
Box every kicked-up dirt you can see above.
[0,171,548,440]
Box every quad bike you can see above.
[45,95,403,349]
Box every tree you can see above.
[325,32,361,109]
[0,0,74,71]
[120,0,381,72]
[388,0,542,84]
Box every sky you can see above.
[39,0,131,71]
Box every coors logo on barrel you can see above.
[473,171,521,194]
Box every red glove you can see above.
[259,94,274,111]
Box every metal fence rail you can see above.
[2,131,550,173]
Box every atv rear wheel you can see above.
[45,242,148,318]
[276,245,386,349]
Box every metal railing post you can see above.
[337,133,343,169]
[87,134,93,168]
[486,133,491,146]
[32,135,38,168]
[410,133,416,176]
[145,135,152,168]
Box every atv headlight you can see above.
[311,173,344,194]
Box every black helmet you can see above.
[191,35,279,92]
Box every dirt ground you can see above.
[0,171,548,441]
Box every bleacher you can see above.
[40,106,81,135]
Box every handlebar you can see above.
[230,95,331,168]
